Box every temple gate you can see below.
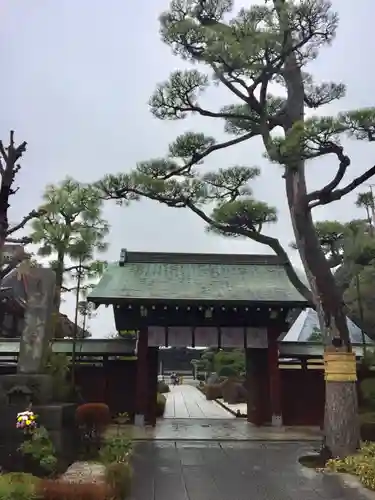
[88,250,308,427]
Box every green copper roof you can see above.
[88,251,307,305]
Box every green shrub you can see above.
[326,442,375,490]
[360,412,375,441]
[100,435,132,464]
[0,473,40,500]
[43,349,72,402]
[18,426,57,474]
[114,412,130,425]
[156,393,166,417]
[157,380,170,393]
[361,379,375,409]
[105,461,132,499]
[217,365,238,378]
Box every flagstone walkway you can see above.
[164,384,235,419]
[131,441,368,500]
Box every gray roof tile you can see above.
[88,251,307,304]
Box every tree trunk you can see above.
[54,254,65,312]
[272,4,360,456]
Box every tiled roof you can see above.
[88,251,308,305]
[283,308,374,344]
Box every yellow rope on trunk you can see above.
[324,352,357,382]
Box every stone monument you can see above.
[0,263,56,405]
[0,263,78,471]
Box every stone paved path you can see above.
[107,418,321,441]
[131,441,368,500]
[164,384,235,419]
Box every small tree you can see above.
[78,300,96,333]
[309,327,323,342]
[98,0,375,456]
[356,190,375,234]
[30,177,109,312]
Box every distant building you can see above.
[283,307,373,345]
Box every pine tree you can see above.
[99,0,375,456]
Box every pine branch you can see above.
[164,132,258,179]
[306,145,351,206]
[309,165,375,209]
[5,236,32,244]
[184,199,313,303]
[64,264,92,273]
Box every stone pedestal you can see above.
[0,373,53,405]
[33,403,78,460]
[0,402,77,473]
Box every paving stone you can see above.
[164,385,235,419]
[131,442,370,500]
[60,461,106,484]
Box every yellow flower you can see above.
[26,420,31,425]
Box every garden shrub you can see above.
[360,412,375,441]
[221,379,247,404]
[205,384,222,401]
[105,461,132,499]
[38,479,109,500]
[157,380,170,393]
[114,412,129,425]
[76,403,111,430]
[326,442,375,490]
[156,393,166,417]
[18,426,57,475]
[43,349,72,402]
[99,436,132,465]
[0,473,40,500]
[361,379,375,409]
[76,403,111,458]
[217,365,239,378]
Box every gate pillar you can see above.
[246,348,268,426]
[267,325,283,427]
[135,327,149,426]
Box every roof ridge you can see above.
[119,250,284,266]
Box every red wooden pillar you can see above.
[135,327,148,426]
[267,326,283,427]
[246,348,268,426]
[147,347,158,427]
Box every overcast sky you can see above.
[1,0,375,338]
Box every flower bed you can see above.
[326,442,375,491]
[1,403,134,499]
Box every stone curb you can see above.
[323,471,375,499]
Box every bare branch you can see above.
[7,209,46,236]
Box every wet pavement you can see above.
[131,441,367,500]
[164,385,235,419]
[107,418,321,442]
